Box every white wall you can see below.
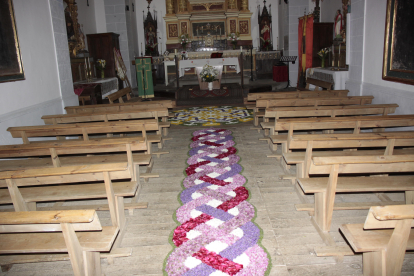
[77,0,98,43]
[0,0,68,145]
[320,0,341,23]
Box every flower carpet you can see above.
[169,106,253,126]
[164,128,270,276]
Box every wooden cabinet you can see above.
[86,32,123,88]
[312,23,334,67]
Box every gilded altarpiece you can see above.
[164,0,253,50]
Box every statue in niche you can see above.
[334,9,343,39]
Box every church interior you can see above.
[1,0,414,275]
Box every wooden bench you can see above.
[0,210,118,275]
[269,114,414,154]
[7,119,167,155]
[340,205,414,276]
[261,104,398,136]
[65,99,175,114]
[253,96,374,126]
[297,155,414,232]
[0,136,157,186]
[246,89,349,102]
[42,108,171,136]
[284,131,414,180]
[106,87,136,104]
[299,77,333,91]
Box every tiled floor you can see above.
[2,123,414,276]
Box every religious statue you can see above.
[65,6,75,41]
[334,9,343,39]
[261,23,270,42]
[146,26,156,46]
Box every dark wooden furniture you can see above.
[311,23,334,68]
[87,33,123,88]
[74,83,102,105]
[70,58,95,82]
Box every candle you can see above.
[175,49,177,55]
[197,29,198,36]
[240,46,242,52]
[220,28,221,36]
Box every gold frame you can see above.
[64,0,84,57]
[0,0,24,82]
[382,0,414,85]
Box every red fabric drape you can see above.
[298,17,304,77]
[305,16,314,70]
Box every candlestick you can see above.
[197,29,198,36]
[338,44,341,67]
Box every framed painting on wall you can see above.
[382,0,414,85]
[0,0,25,83]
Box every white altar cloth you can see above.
[179,58,240,77]
[306,68,349,90]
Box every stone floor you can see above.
[2,122,414,276]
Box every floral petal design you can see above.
[164,128,270,276]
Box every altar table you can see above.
[179,58,240,90]
[306,67,349,90]
[179,58,240,77]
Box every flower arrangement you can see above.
[180,33,190,50]
[317,47,330,67]
[199,64,219,83]
[227,32,240,49]
[260,37,272,51]
[96,59,106,71]
[145,43,158,56]
[96,59,106,78]
[180,51,188,60]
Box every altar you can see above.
[179,58,240,90]
[306,67,349,90]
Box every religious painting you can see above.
[0,0,25,82]
[192,22,225,37]
[239,20,249,34]
[168,24,179,38]
[181,22,188,35]
[230,20,237,33]
[382,0,414,85]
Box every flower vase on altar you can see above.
[208,82,213,91]
[96,59,106,79]
[317,48,329,69]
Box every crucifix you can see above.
[312,0,321,23]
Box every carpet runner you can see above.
[169,106,253,126]
[164,128,270,276]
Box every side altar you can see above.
[163,0,253,51]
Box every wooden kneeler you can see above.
[0,210,118,276]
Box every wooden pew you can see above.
[261,104,398,136]
[0,210,118,275]
[253,96,374,126]
[106,87,135,103]
[65,99,175,114]
[269,114,414,154]
[285,131,414,180]
[340,205,414,276]
[247,89,349,102]
[42,108,171,137]
[297,155,414,233]
[7,119,167,155]
[0,136,157,186]
[0,163,134,224]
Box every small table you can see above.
[306,67,349,90]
